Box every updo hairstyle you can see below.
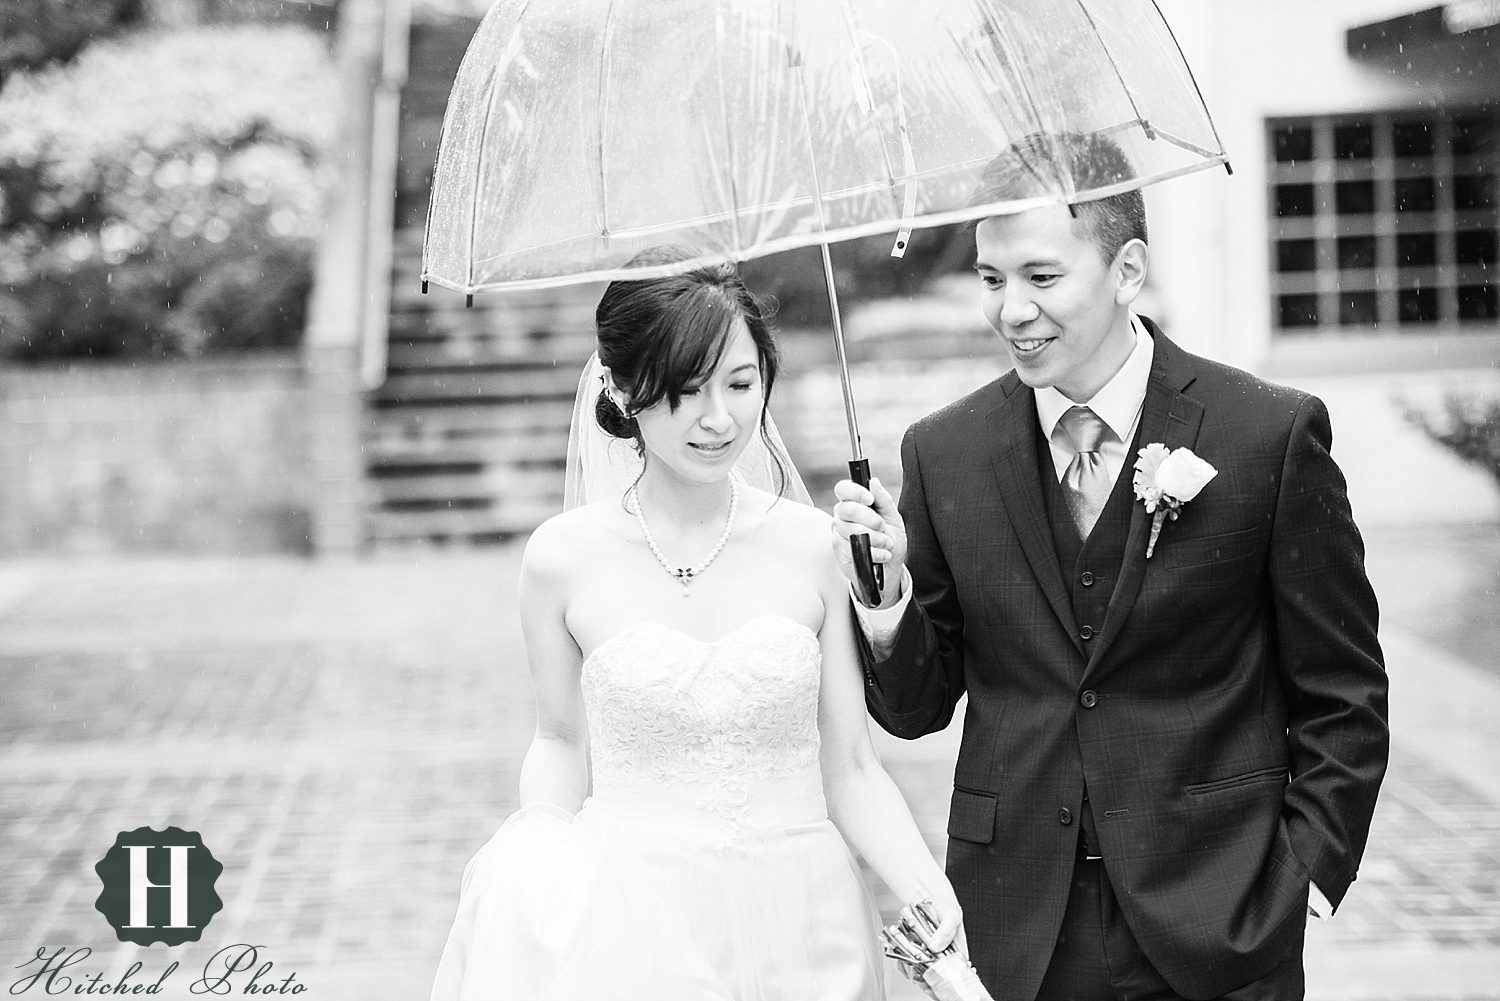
[593,246,780,447]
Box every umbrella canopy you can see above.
[421,0,1228,294]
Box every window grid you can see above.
[1268,111,1497,335]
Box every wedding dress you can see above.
[429,614,886,1001]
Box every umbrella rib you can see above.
[710,4,743,252]
[1147,0,1231,166]
[1131,125,1224,162]
[466,65,502,294]
[1069,0,1152,140]
[831,0,905,219]
[594,0,621,239]
[973,0,1069,196]
[421,107,448,287]
[1092,116,1225,162]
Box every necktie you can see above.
[1055,406,1113,540]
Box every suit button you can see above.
[1079,625,1095,640]
[1080,690,1098,709]
[1058,808,1073,826]
[1080,571,1096,587]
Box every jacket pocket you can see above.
[1162,526,1260,571]
[947,787,997,844]
[1184,765,1288,796]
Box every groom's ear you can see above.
[1113,239,1149,307]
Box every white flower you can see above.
[1154,448,1217,502]
[1132,442,1171,511]
[1132,445,1218,558]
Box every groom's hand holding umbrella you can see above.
[831,477,906,609]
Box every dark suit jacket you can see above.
[862,321,1389,1001]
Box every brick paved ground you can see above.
[0,525,1496,1000]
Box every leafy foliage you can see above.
[0,25,338,359]
[0,0,144,87]
[1405,393,1500,489]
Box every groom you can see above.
[832,133,1389,1001]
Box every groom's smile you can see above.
[1008,336,1055,356]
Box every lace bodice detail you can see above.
[580,615,824,828]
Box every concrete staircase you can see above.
[366,17,598,545]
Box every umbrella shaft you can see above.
[820,241,863,458]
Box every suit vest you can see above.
[1034,417,1144,856]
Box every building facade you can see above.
[1145,0,1499,525]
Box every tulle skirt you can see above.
[429,797,886,1001]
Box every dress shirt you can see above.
[1033,316,1152,483]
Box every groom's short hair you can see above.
[968,131,1147,262]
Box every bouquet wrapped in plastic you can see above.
[881,899,995,1001]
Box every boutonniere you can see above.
[1132,444,1218,558]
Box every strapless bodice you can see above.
[431,614,885,1001]
[580,614,826,832]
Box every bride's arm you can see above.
[515,519,590,815]
[815,541,964,950]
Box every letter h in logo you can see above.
[125,844,195,929]
[95,826,223,946]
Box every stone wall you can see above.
[0,354,323,554]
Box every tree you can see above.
[1405,393,1500,493]
[0,25,339,360]
[0,0,144,87]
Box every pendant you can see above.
[675,568,693,597]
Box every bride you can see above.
[430,247,963,1001]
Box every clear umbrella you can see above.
[421,0,1228,602]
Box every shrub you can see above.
[0,24,338,360]
[1405,393,1500,491]
[0,0,144,87]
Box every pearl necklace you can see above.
[628,480,738,597]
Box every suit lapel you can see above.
[1085,326,1204,675]
[986,374,1084,656]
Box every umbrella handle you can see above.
[848,458,886,606]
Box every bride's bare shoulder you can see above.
[751,489,833,554]
[523,502,626,580]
